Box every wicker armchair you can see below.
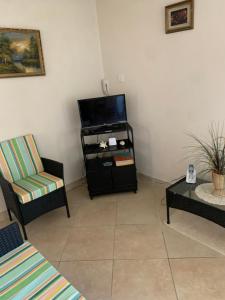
[0,135,70,239]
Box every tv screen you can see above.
[78,94,127,128]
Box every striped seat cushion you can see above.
[0,241,86,300]
[11,172,64,204]
[0,134,43,183]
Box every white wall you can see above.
[96,0,225,182]
[0,0,104,212]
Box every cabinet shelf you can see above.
[84,139,133,155]
[85,157,134,171]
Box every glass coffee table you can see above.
[166,177,225,228]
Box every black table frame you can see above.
[166,177,225,228]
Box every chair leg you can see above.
[21,224,28,240]
[65,202,70,218]
[7,208,12,221]
[64,188,70,218]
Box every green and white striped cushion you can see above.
[11,172,64,204]
[0,134,43,183]
[0,241,85,299]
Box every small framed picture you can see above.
[165,0,194,34]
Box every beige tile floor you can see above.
[1,175,225,300]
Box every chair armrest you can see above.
[0,175,17,203]
[0,176,23,224]
[41,158,64,179]
[0,222,23,257]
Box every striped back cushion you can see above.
[0,134,44,183]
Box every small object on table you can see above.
[186,164,196,184]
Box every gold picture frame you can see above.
[165,0,194,34]
[0,28,45,78]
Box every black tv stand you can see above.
[81,122,138,199]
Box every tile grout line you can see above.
[162,231,179,300]
[58,228,72,265]
[59,258,171,262]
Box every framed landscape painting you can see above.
[165,0,194,34]
[0,28,45,78]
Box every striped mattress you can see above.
[0,241,86,300]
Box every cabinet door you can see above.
[87,167,112,193]
[112,165,137,190]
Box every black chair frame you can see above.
[0,222,23,257]
[0,158,70,240]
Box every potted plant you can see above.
[189,124,225,196]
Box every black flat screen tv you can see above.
[78,94,127,128]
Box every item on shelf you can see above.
[99,141,108,149]
[109,137,117,146]
[119,140,125,146]
[114,151,134,167]
[103,161,113,167]
[186,164,196,184]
